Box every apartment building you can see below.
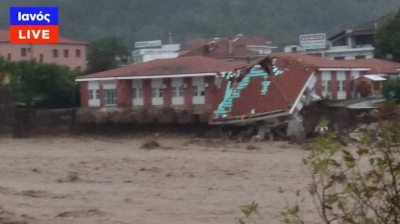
[0,29,87,70]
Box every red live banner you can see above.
[10,26,58,44]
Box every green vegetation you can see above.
[0,58,81,108]
[0,0,399,48]
[382,77,400,103]
[282,121,400,223]
[240,112,400,223]
[375,10,400,62]
[86,36,131,74]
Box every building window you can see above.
[152,87,163,98]
[133,87,143,99]
[64,49,69,58]
[337,80,346,92]
[39,54,43,63]
[104,89,117,105]
[355,55,366,59]
[192,86,205,96]
[178,86,184,97]
[323,80,331,92]
[193,85,198,96]
[21,48,27,57]
[172,86,184,97]
[76,49,81,57]
[341,80,346,91]
[95,89,100,99]
[53,49,58,58]
[200,86,205,96]
[89,90,94,100]
[7,54,11,61]
[172,87,177,97]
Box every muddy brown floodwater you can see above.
[0,137,320,224]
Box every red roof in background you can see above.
[270,53,400,73]
[210,55,315,122]
[270,53,368,68]
[182,36,271,51]
[0,29,87,45]
[77,56,246,79]
[182,38,214,51]
[179,35,273,58]
[355,58,400,74]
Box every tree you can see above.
[86,36,131,74]
[239,103,400,224]
[382,77,400,103]
[375,10,400,62]
[281,119,400,224]
[0,58,81,108]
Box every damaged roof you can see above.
[76,56,245,80]
[210,55,315,124]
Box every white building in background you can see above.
[132,40,180,64]
[282,11,397,60]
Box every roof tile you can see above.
[78,56,246,79]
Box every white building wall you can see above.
[192,76,205,105]
[321,71,331,97]
[325,47,374,60]
[88,81,100,107]
[336,71,346,100]
[132,80,144,106]
[151,79,164,106]
[171,78,184,105]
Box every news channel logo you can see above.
[9,6,59,44]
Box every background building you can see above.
[132,40,180,64]
[0,29,87,71]
[283,12,397,60]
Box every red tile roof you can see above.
[182,36,271,51]
[0,29,87,45]
[210,55,315,123]
[354,58,400,74]
[77,56,246,79]
[270,53,400,73]
[269,53,368,68]
[179,35,273,58]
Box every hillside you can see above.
[1,0,400,48]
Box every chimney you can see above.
[228,38,233,55]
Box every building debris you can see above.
[209,55,317,142]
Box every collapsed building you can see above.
[209,55,318,141]
[75,53,400,140]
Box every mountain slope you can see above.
[1,0,399,48]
